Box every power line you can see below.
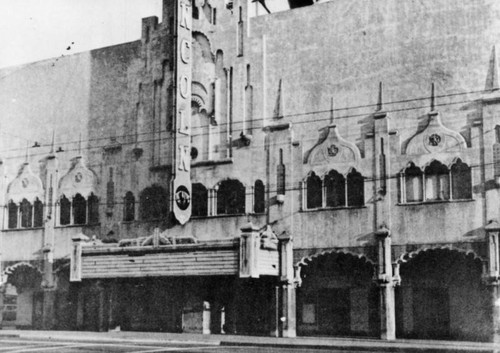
[2,158,500,209]
[0,91,489,160]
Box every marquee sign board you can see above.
[173,0,193,225]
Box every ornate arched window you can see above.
[140,185,168,221]
[424,161,449,201]
[33,198,43,228]
[325,170,345,207]
[192,183,208,217]
[217,180,245,215]
[88,193,99,224]
[254,180,265,214]
[73,194,87,225]
[404,163,423,202]
[451,159,472,200]
[306,172,322,209]
[347,169,364,207]
[20,198,32,228]
[8,200,18,229]
[60,195,71,225]
[123,192,135,222]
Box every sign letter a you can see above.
[178,145,190,171]
[179,3,191,30]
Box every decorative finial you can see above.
[25,141,30,164]
[485,45,500,92]
[376,82,383,112]
[329,97,334,124]
[50,130,55,154]
[273,79,284,119]
[430,82,435,111]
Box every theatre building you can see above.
[2,0,500,342]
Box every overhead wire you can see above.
[0,90,489,160]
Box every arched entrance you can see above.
[296,251,379,337]
[3,263,43,329]
[395,248,489,341]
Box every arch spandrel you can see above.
[58,157,97,198]
[7,163,44,204]
[2,262,43,291]
[406,112,467,155]
[305,125,361,176]
[394,244,486,265]
[295,247,377,268]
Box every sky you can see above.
[0,0,163,69]
[0,0,290,69]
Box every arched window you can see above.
[123,192,135,222]
[20,198,32,228]
[325,170,345,207]
[140,185,168,221]
[347,169,364,207]
[192,183,208,217]
[88,193,99,224]
[33,198,43,228]
[254,180,265,214]
[8,201,18,229]
[425,161,449,201]
[73,194,87,225]
[451,159,472,200]
[217,180,245,215]
[306,172,322,209]
[60,195,71,225]
[404,163,423,202]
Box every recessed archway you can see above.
[297,251,378,337]
[395,248,489,341]
[3,263,43,329]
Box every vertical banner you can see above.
[173,0,192,225]
[70,241,82,282]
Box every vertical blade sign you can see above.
[173,0,192,225]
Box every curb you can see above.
[219,341,496,352]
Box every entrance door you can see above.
[317,288,350,335]
[413,287,450,339]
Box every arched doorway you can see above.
[297,252,379,337]
[3,263,43,329]
[395,248,489,341]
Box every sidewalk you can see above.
[0,329,498,352]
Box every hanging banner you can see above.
[70,241,82,282]
[173,0,193,225]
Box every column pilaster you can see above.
[375,226,399,340]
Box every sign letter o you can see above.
[179,76,190,98]
[180,39,191,64]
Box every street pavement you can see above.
[0,338,402,353]
[0,330,498,353]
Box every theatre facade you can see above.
[1,0,500,342]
